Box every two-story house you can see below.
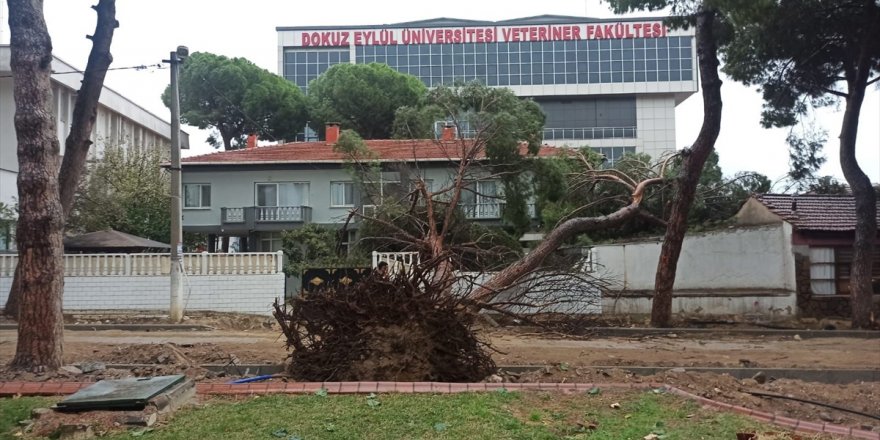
[180,124,560,252]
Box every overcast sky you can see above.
[4,0,878,186]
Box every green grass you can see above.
[3,390,805,440]
[0,397,50,440]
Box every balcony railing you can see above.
[222,207,245,223]
[462,203,537,220]
[543,126,636,141]
[221,206,312,225]
[0,252,284,277]
[256,206,311,223]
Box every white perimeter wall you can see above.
[0,252,286,316]
[0,274,284,316]
[592,224,797,317]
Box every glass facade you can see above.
[595,146,636,167]
[282,36,692,90]
[283,48,350,90]
[539,97,637,140]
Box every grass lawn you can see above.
[1,397,50,440]
[2,390,815,440]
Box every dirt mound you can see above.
[91,343,235,365]
[274,273,496,382]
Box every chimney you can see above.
[441,123,455,141]
[246,134,257,150]
[325,122,340,144]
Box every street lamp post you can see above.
[164,46,188,323]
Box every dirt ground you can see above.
[1,313,878,432]
[1,326,874,370]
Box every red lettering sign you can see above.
[298,22,671,46]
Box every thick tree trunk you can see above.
[840,52,877,329]
[7,0,66,371]
[472,204,641,303]
[58,1,117,217]
[3,0,117,320]
[650,9,723,327]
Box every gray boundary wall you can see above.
[592,223,798,317]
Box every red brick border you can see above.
[1,381,875,439]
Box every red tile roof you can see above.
[754,193,879,232]
[182,139,563,165]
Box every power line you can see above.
[0,63,166,79]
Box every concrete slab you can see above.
[56,375,186,411]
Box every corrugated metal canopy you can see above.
[64,229,170,251]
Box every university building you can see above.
[277,15,698,163]
[0,45,187,250]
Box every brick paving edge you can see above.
[0,381,875,439]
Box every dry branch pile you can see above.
[273,269,496,382]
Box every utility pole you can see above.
[164,46,188,323]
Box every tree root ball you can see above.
[273,275,496,382]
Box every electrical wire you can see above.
[0,63,166,79]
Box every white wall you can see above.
[636,95,678,158]
[0,76,15,207]
[0,252,286,316]
[592,224,798,317]
[0,274,284,316]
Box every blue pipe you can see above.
[228,374,276,384]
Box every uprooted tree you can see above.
[5,0,117,371]
[274,82,677,381]
[275,83,546,381]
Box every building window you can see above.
[832,247,880,295]
[259,232,284,252]
[461,180,503,219]
[330,181,355,207]
[0,220,14,252]
[184,184,211,208]
[809,247,836,295]
[340,229,357,255]
[593,146,637,167]
[282,48,350,91]
[348,35,694,88]
[256,182,309,207]
[810,246,880,295]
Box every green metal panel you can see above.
[56,375,186,411]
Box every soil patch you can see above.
[94,343,237,365]
[510,366,880,431]
[56,311,278,331]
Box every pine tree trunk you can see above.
[839,50,877,329]
[57,0,117,216]
[650,9,723,327]
[7,0,66,371]
[3,0,117,321]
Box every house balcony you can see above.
[461,203,537,220]
[220,206,312,232]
